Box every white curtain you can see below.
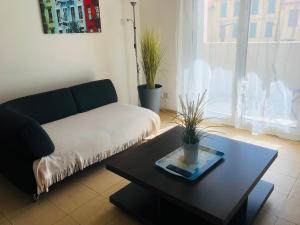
[177,0,300,140]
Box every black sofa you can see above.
[0,79,118,198]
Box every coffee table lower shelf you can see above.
[110,180,273,225]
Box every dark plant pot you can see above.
[138,84,162,114]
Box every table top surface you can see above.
[106,126,278,225]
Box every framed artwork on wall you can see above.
[39,0,101,34]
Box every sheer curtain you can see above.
[177,0,300,140]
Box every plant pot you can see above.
[138,84,162,114]
[183,142,199,164]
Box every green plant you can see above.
[140,29,163,89]
[175,91,208,145]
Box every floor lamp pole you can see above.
[128,1,140,86]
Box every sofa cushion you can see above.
[70,79,118,113]
[0,107,55,160]
[19,118,55,160]
[3,88,78,124]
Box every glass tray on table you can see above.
[155,145,224,181]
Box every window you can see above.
[249,22,257,38]
[220,2,227,17]
[232,23,238,38]
[234,1,240,17]
[56,9,61,23]
[265,22,273,38]
[48,8,53,22]
[268,0,276,14]
[63,8,67,21]
[288,9,299,28]
[251,0,259,15]
[78,6,83,19]
[87,6,92,20]
[59,30,63,33]
[220,25,226,41]
[71,7,75,21]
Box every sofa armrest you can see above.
[0,106,55,160]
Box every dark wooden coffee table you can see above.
[106,126,277,225]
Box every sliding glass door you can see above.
[178,0,238,122]
[177,0,300,139]
[240,0,300,139]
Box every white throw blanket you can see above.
[33,103,160,194]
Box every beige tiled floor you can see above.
[0,111,299,225]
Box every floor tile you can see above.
[47,179,98,213]
[279,194,300,224]
[289,179,300,201]
[279,145,300,163]
[253,210,278,225]
[80,168,124,194]
[70,196,120,225]
[263,170,296,195]
[279,178,300,224]
[159,111,175,130]
[0,213,11,225]
[275,218,297,225]
[107,212,142,225]
[53,216,79,225]
[0,181,34,218]
[101,179,130,199]
[260,191,288,218]
[9,198,66,225]
[269,155,300,178]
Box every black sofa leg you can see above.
[32,193,40,201]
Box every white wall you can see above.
[139,0,179,110]
[0,0,139,105]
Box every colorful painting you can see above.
[39,0,101,34]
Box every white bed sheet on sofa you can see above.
[33,103,160,194]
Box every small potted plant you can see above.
[175,91,208,164]
[138,29,163,114]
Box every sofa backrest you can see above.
[70,79,118,113]
[2,79,118,124]
[3,88,78,125]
